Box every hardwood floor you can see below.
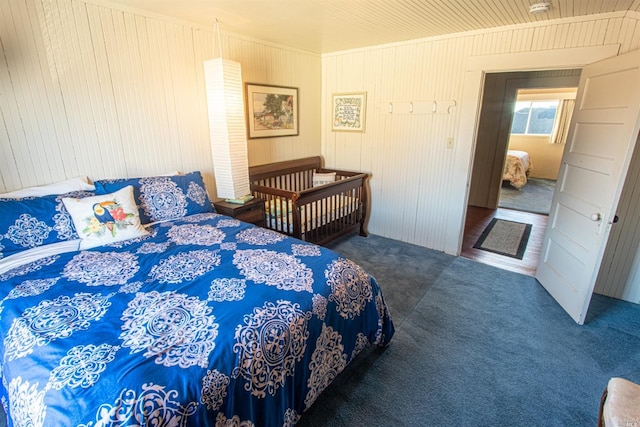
[461,206,548,276]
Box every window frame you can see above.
[510,99,560,136]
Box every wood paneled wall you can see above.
[0,0,321,196]
[322,12,640,253]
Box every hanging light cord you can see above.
[213,19,223,58]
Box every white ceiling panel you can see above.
[100,0,640,53]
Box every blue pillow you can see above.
[93,171,215,224]
[0,190,94,259]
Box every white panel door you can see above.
[536,49,640,324]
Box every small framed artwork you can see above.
[332,92,367,132]
[246,83,299,138]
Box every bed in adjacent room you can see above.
[503,150,532,189]
[0,173,394,427]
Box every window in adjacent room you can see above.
[510,100,559,135]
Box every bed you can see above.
[249,157,368,246]
[0,173,394,427]
[503,150,532,189]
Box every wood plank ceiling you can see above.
[101,0,640,53]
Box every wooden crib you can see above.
[249,156,369,245]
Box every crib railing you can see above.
[249,157,369,245]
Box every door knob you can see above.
[591,213,601,221]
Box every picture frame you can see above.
[332,92,367,132]
[246,83,299,139]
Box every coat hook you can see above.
[409,101,414,113]
[432,101,437,113]
[447,100,457,114]
[388,102,393,113]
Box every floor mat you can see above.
[473,218,532,259]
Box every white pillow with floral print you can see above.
[62,186,148,248]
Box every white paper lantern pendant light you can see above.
[203,20,253,203]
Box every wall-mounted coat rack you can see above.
[375,100,456,115]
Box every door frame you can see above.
[445,44,621,256]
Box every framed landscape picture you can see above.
[332,92,366,132]
[246,83,299,138]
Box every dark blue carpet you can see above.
[299,234,640,426]
[499,178,556,215]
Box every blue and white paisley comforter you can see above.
[0,213,394,427]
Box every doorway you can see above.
[462,70,581,276]
[453,46,638,323]
[497,87,577,215]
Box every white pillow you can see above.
[312,172,337,187]
[62,186,148,248]
[0,177,95,199]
